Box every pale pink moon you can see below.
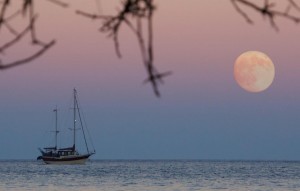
[234,51,275,93]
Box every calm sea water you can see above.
[0,160,299,191]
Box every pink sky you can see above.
[1,0,300,160]
[3,0,298,96]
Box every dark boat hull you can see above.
[40,154,92,165]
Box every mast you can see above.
[54,107,59,149]
[76,100,90,154]
[73,88,95,155]
[74,88,94,155]
[73,88,76,149]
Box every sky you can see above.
[0,0,300,160]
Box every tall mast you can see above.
[73,88,76,149]
[54,107,58,148]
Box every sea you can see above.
[0,160,299,191]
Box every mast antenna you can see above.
[73,88,77,150]
[53,107,59,149]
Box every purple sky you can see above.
[0,0,300,160]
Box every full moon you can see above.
[234,51,275,93]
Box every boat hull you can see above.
[41,154,91,165]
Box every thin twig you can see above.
[0,0,56,69]
[46,0,69,8]
[232,0,300,30]
[0,23,31,53]
[0,40,55,70]
[77,0,171,97]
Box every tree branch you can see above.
[77,0,171,97]
[0,40,55,70]
[46,0,69,8]
[0,0,56,69]
[232,0,300,30]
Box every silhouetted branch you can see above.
[46,0,69,8]
[232,0,300,30]
[77,0,171,97]
[0,0,10,30]
[0,10,21,36]
[0,22,31,53]
[76,10,107,19]
[0,0,56,70]
[231,0,253,24]
[0,40,55,70]
[289,0,300,11]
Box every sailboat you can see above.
[37,88,95,164]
